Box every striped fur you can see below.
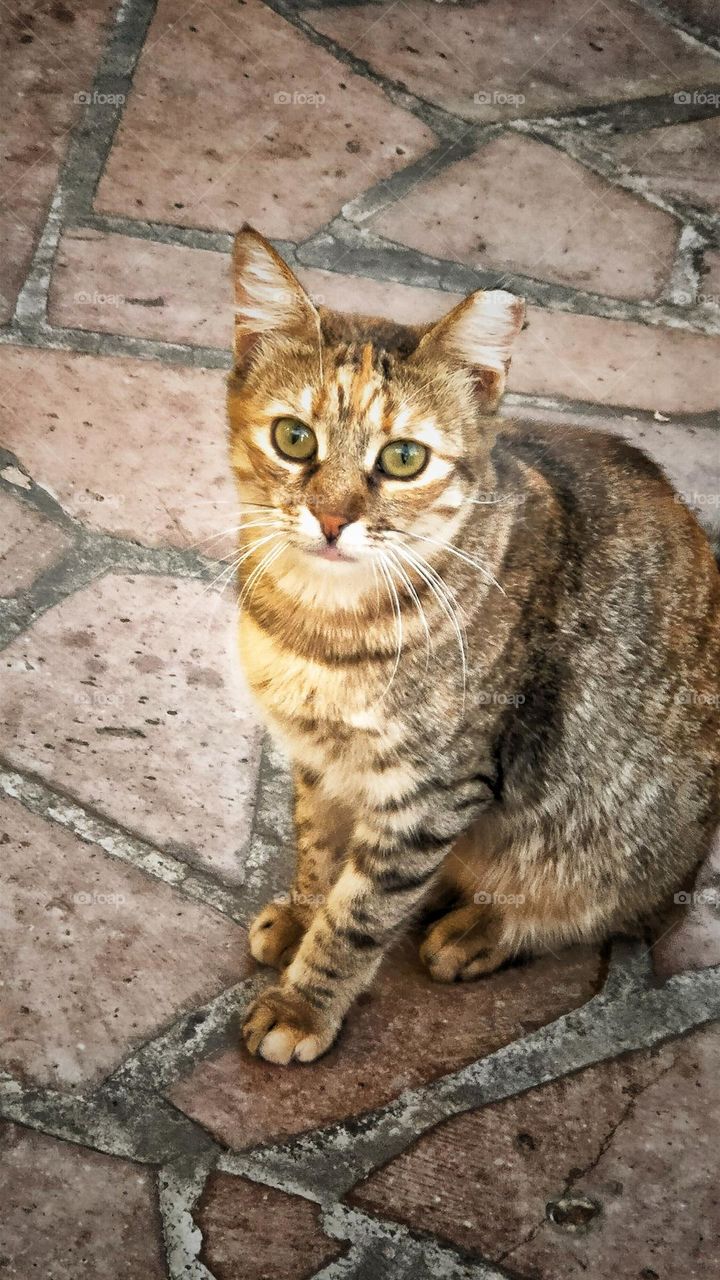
[229,229,720,1065]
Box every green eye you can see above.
[272,417,317,461]
[377,440,428,480]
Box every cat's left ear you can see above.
[232,224,319,369]
[415,289,525,411]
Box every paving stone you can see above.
[168,943,600,1148]
[372,133,677,301]
[349,1025,720,1278]
[510,307,720,412]
[309,0,720,124]
[196,1173,344,1280]
[0,346,236,556]
[48,229,462,346]
[700,247,720,304]
[653,827,720,978]
[0,792,248,1088]
[0,0,115,323]
[0,574,262,885]
[0,1122,166,1278]
[508,405,720,519]
[0,492,72,597]
[94,0,435,240]
[579,117,720,216]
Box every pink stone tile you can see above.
[0,793,248,1088]
[94,0,435,239]
[350,1025,720,1279]
[510,307,720,412]
[310,0,720,123]
[580,116,720,215]
[700,247,720,304]
[0,574,262,884]
[508,405,720,516]
[0,1122,166,1278]
[168,943,600,1147]
[0,346,236,555]
[653,828,720,978]
[373,133,677,301]
[0,0,115,322]
[0,492,72,596]
[196,1175,343,1280]
[48,229,461,346]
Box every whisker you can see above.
[392,542,467,706]
[376,554,403,701]
[385,547,431,670]
[400,529,505,596]
[238,538,285,611]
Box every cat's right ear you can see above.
[232,225,319,370]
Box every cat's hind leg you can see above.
[419,901,512,981]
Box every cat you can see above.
[227,225,720,1066]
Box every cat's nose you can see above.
[318,513,349,544]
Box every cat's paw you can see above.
[248,901,304,969]
[242,985,340,1064]
[420,909,509,982]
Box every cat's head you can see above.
[227,226,524,602]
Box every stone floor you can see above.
[1,0,720,1276]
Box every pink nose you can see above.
[318,513,349,543]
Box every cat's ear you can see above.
[416,289,525,410]
[231,225,319,369]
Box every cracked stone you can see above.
[0,492,72,597]
[0,1123,166,1278]
[195,1173,344,1280]
[0,792,248,1088]
[0,346,237,556]
[0,574,262,884]
[575,117,720,216]
[94,0,435,239]
[309,0,720,123]
[349,1025,720,1278]
[49,229,463,347]
[0,0,115,323]
[167,943,601,1147]
[371,134,678,301]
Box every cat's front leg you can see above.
[242,812,456,1064]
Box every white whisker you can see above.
[401,529,505,596]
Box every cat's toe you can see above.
[420,911,508,982]
[242,985,339,1065]
[249,901,303,969]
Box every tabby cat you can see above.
[228,226,720,1065]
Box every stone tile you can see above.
[700,247,720,304]
[509,307,720,412]
[0,346,236,556]
[309,0,720,124]
[168,943,600,1147]
[0,0,115,322]
[508,405,720,517]
[372,134,677,301]
[579,117,720,216]
[0,793,248,1088]
[0,1122,166,1278]
[94,0,435,240]
[653,827,720,978]
[0,492,72,597]
[350,1025,720,1279]
[0,574,262,885]
[196,1173,344,1280]
[48,229,462,346]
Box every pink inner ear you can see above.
[471,366,505,409]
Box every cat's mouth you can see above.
[309,544,356,563]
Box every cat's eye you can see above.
[272,417,317,462]
[377,440,428,480]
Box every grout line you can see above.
[0,764,250,926]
